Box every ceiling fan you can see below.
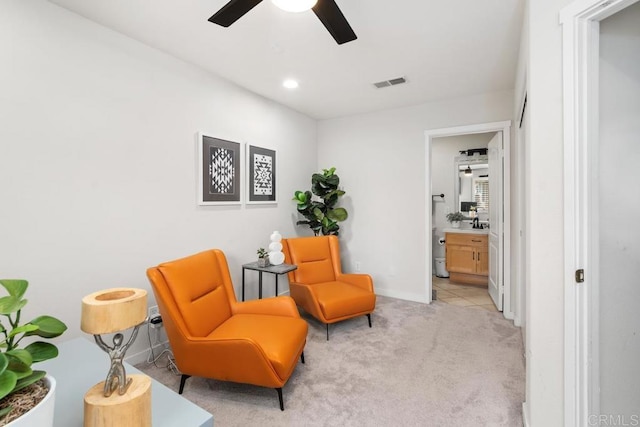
[208,0,357,45]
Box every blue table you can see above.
[39,337,213,427]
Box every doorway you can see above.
[431,133,495,311]
[424,121,513,320]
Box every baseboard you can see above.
[514,312,522,327]
[375,288,428,304]
[280,288,426,304]
[522,401,530,427]
[503,307,515,320]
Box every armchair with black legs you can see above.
[146,249,307,410]
[282,235,376,340]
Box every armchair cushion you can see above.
[211,314,307,379]
[311,281,376,320]
[231,295,300,318]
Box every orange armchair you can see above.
[146,249,308,410]
[281,235,376,340]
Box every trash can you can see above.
[435,257,449,278]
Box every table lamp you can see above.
[81,288,151,427]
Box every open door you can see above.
[425,121,511,311]
[488,132,503,310]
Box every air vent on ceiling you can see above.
[373,76,407,89]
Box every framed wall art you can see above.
[247,145,277,204]
[198,134,242,205]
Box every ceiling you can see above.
[48,0,525,120]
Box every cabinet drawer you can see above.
[445,233,487,247]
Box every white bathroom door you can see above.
[488,132,503,310]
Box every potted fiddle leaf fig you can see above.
[293,167,348,236]
[0,279,67,425]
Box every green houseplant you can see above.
[0,279,67,423]
[256,248,269,267]
[446,212,466,228]
[293,167,348,236]
[446,212,466,222]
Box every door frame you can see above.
[515,88,527,330]
[424,121,512,319]
[487,132,504,311]
[560,0,639,425]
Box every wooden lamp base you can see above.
[84,374,151,427]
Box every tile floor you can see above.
[432,275,499,312]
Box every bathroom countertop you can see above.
[443,228,489,235]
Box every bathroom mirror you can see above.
[453,155,489,216]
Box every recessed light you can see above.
[283,79,299,89]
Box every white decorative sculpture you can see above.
[268,231,285,265]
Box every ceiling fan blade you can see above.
[209,0,264,27]
[312,0,357,45]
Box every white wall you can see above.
[317,91,513,302]
[0,1,317,360]
[598,2,640,416]
[525,0,574,424]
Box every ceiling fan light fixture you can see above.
[283,79,299,89]
[271,0,318,13]
[209,0,356,45]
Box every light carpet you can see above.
[136,296,525,426]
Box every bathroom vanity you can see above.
[444,229,489,285]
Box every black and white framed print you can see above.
[198,134,242,205]
[247,145,277,204]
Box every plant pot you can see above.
[257,258,269,268]
[451,221,461,229]
[5,375,56,427]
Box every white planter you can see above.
[451,221,461,228]
[7,375,56,427]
